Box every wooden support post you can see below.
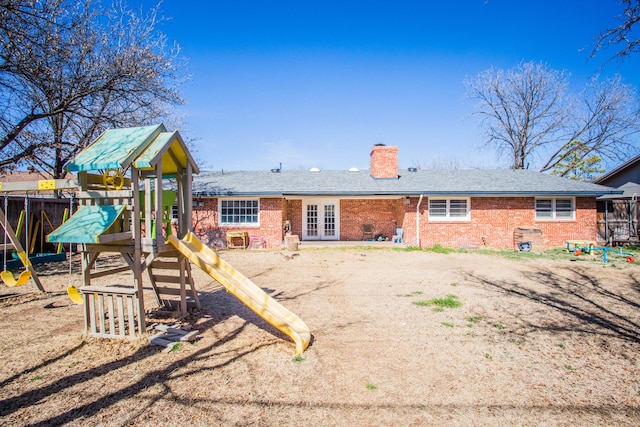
[176,169,185,238]
[185,163,193,232]
[154,165,163,239]
[0,207,45,292]
[179,256,187,315]
[185,261,201,310]
[132,169,146,334]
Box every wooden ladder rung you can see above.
[150,260,181,270]
[151,274,182,284]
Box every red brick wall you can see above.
[417,196,597,249]
[192,197,284,249]
[285,199,303,238]
[536,197,597,247]
[259,198,285,247]
[193,196,597,250]
[191,197,218,237]
[340,199,406,240]
[370,145,399,179]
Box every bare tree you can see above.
[465,61,640,175]
[0,0,186,177]
[465,61,569,170]
[593,0,640,62]
[411,157,464,170]
[540,74,639,174]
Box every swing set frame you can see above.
[2,194,32,287]
[0,195,41,290]
[0,177,78,292]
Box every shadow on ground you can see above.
[0,276,327,426]
[464,265,640,344]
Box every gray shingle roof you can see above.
[192,168,621,197]
[598,182,640,200]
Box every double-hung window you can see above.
[535,198,575,220]
[428,198,470,221]
[220,199,259,225]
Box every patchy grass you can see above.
[423,243,458,254]
[413,295,462,309]
[400,242,631,265]
[476,248,557,261]
[3,244,639,426]
[466,315,482,324]
[292,355,306,363]
[441,322,454,328]
[397,291,424,297]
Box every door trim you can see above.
[301,198,340,241]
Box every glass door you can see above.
[302,199,339,240]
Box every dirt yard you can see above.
[0,246,639,426]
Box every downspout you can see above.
[604,200,609,243]
[415,194,424,247]
[632,194,638,237]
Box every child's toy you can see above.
[573,244,635,263]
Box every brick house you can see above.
[190,145,620,250]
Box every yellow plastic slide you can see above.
[167,232,311,355]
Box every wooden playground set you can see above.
[1,124,310,355]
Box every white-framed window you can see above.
[428,197,470,221]
[219,199,259,225]
[535,197,575,220]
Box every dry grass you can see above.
[0,247,639,426]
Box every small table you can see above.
[226,231,249,249]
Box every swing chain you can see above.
[24,194,29,265]
[3,194,8,270]
[68,192,75,285]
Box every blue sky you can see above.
[142,0,640,171]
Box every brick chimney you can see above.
[370,144,399,179]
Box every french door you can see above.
[302,199,339,240]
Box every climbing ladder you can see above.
[147,253,200,314]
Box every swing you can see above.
[1,195,31,286]
[64,193,84,304]
[67,284,84,304]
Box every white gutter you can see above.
[415,194,424,247]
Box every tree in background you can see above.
[593,0,640,62]
[0,0,186,178]
[549,140,605,181]
[465,61,640,176]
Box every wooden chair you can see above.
[362,224,374,241]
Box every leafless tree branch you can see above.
[0,0,188,177]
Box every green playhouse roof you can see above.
[67,124,199,175]
[47,205,127,244]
